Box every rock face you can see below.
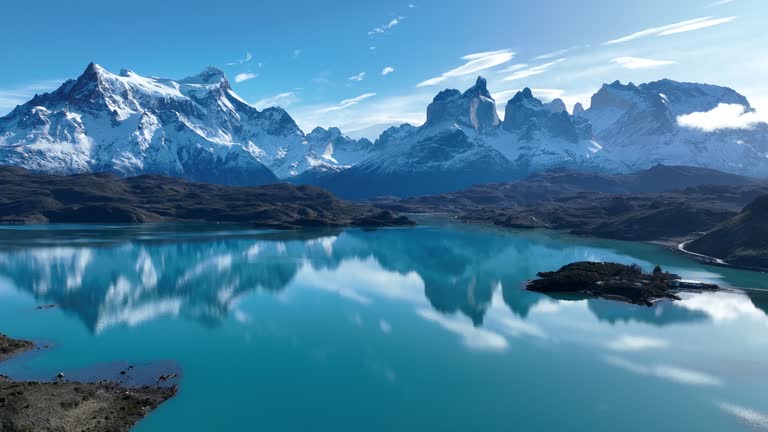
[0,167,414,228]
[425,77,501,134]
[687,195,768,269]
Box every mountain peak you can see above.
[604,80,638,91]
[433,89,461,102]
[425,77,499,132]
[544,98,567,113]
[572,102,585,116]
[182,66,228,85]
[84,62,105,74]
[521,87,535,99]
[510,88,538,105]
[78,62,109,83]
[462,76,492,99]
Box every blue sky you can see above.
[1,0,766,138]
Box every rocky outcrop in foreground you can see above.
[0,334,34,362]
[0,167,414,229]
[0,334,176,432]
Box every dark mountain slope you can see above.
[686,195,768,269]
[375,164,757,213]
[0,167,413,228]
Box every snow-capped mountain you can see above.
[0,63,360,184]
[2,64,767,198]
[312,78,518,198]
[292,127,375,181]
[496,87,607,174]
[582,79,768,176]
[316,77,768,198]
[314,77,609,198]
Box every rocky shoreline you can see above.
[527,262,719,306]
[0,334,176,432]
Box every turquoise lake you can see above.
[1,221,767,431]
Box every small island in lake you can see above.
[527,262,719,306]
[0,333,176,432]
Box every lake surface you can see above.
[1,221,767,431]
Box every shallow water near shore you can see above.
[0,222,767,431]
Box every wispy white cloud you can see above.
[658,16,736,35]
[606,335,669,352]
[252,92,299,110]
[0,80,63,115]
[417,49,515,87]
[348,72,366,82]
[503,59,565,81]
[462,49,513,61]
[675,291,768,323]
[292,91,430,139]
[417,76,449,87]
[717,401,768,430]
[533,49,569,60]
[602,16,734,44]
[499,63,529,73]
[225,52,253,66]
[611,56,677,69]
[369,16,404,36]
[705,0,736,8]
[233,72,258,83]
[677,103,766,131]
[381,66,395,76]
[605,356,722,386]
[417,308,508,351]
[318,93,377,113]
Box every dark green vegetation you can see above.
[0,167,413,229]
[528,262,717,306]
[687,195,768,269]
[0,334,176,432]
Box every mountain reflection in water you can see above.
[0,223,765,335]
